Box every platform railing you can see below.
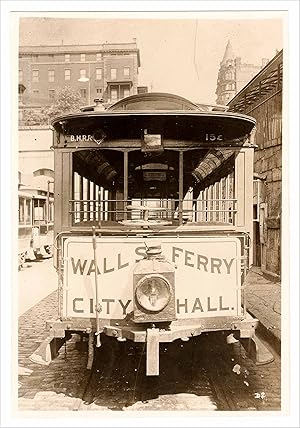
[69,198,237,225]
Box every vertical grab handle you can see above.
[92,226,101,347]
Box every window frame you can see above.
[48,69,55,82]
[48,89,55,100]
[64,69,71,81]
[80,88,87,98]
[80,69,87,79]
[32,69,39,83]
[96,68,102,80]
[110,68,117,80]
[123,67,130,78]
[110,88,118,101]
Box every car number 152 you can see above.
[205,133,223,141]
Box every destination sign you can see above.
[64,236,241,320]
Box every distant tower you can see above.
[215,40,236,105]
[215,40,265,105]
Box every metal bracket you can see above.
[146,328,160,376]
[240,335,274,365]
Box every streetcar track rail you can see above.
[18,288,281,411]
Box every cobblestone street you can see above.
[18,260,281,412]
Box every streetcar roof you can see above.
[52,110,256,124]
[51,92,256,129]
[18,190,34,199]
[51,110,256,149]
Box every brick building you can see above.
[216,40,269,105]
[227,50,283,279]
[18,42,141,110]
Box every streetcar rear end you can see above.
[18,183,54,268]
[31,93,273,373]
[18,190,35,268]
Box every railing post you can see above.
[87,180,91,221]
[179,151,184,224]
[124,151,128,221]
[79,176,84,222]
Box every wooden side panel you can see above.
[54,150,63,238]
[54,151,72,237]
[235,148,254,237]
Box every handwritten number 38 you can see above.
[254,392,266,400]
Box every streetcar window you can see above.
[25,198,31,225]
[34,203,44,223]
[70,148,236,227]
[19,197,25,224]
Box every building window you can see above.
[96,88,102,95]
[123,67,130,77]
[96,53,102,61]
[111,88,118,101]
[80,88,87,98]
[32,70,39,83]
[123,88,130,98]
[80,53,86,62]
[65,54,70,62]
[48,70,55,82]
[19,70,23,82]
[31,55,38,62]
[110,68,117,80]
[32,90,39,96]
[65,69,71,81]
[96,68,102,80]
[225,83,235,91]
[80,69,87,79]
[226,71,234,80]
[49,90,55,100]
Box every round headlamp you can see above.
[135,274,171,312]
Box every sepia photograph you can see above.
[1,1,299,427]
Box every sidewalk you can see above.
[245,266,281,354]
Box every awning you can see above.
[106,80,133,87]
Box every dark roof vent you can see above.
[94,98,106,111]
[80,98,106,112]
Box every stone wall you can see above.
[248,89,282,277]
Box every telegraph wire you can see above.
[194,20,200,82]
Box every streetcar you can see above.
[18,183,54,268]
[31,93,273,374]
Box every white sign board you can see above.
[63,236,241,319]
